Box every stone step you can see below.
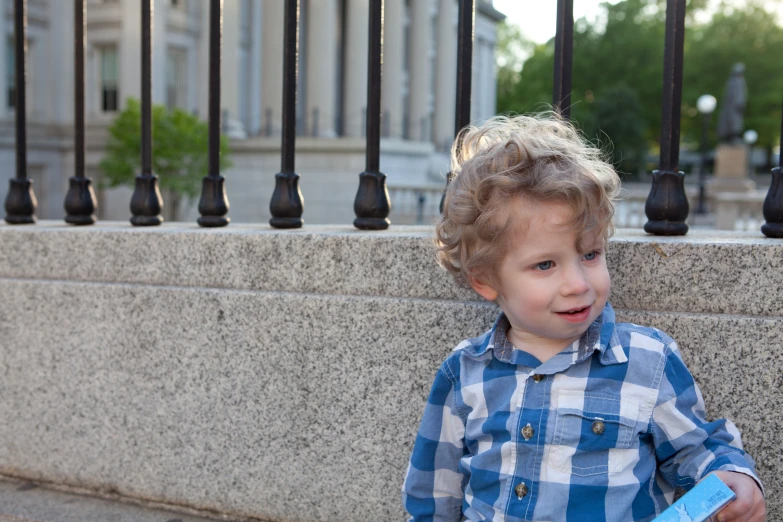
[0,478,227,522]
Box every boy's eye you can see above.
[536,261,553,271]
[584,250,601,261]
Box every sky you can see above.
[493,0,783,49]
[493,0,622,46]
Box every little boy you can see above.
[402,115,765,521]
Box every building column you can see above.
[0,0,6,120]
[120,0,142,106]
[472,13,499,123]
[261,0,284,136]
[198,1,209,118]
[382,0,404,139]
[248,0,263,135]
[409,0,434,142]
[306,0,338,137]
[481,38,496,120]
[152,0,167,105]
[45,1,72,124]
[342,0,368,138]
[434,0,457,151]
[221,0,241,125]
[470,37,480,123]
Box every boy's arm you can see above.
[402,361,469,522]
[650,340,763,494]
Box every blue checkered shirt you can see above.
[402,303,760,521]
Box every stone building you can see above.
[0,0,504,224]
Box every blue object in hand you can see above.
[652,473,736,522]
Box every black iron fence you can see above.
[2,0,783,237]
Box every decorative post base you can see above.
[761,166,783,238]
[269,171,304,229]
[353,171,390,230]
[644,169,689,236]
[130,174,163,226]
[4,177,37,224]
[64,176,97,225]
[197,174,230,228]
[762,223,783,238]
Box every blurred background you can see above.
[495,0,783,180]
[1,0,781,227]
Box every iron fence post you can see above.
[353,0,391,230]
[198,0,230,227]
[4,0,36,225]
[644,0,689,235]
[130,0,164,226]
[270,0,304,228]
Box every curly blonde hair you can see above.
[435,113,621,289]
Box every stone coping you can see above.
[1,221,781,317]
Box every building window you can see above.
[98,46,119,112]
[6,37,33,113]
[166,47,187,110]
[7,37,14,109]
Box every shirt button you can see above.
[532,374,544,382]
[521,424,534,441]
[515,482,528,498]
[592,420,605,435]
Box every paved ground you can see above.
[0,478,232,522]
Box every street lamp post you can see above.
[743,129,758,178]
[696,94,717,215]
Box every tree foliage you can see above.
[497,0,783,171]
[496,21,534,114]
[580,84,648,176]
[99,98,232,211]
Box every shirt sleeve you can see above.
[402,360,469,522]
[651,340,764,495]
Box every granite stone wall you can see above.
[0,223,780,521]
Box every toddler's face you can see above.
[472,199,610,353]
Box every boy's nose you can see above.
[561,265,591,296]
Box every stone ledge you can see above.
[0,279,780,520]
[1,222,782,316]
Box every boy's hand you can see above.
[708,471,765,521]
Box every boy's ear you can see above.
[468,275,499,302]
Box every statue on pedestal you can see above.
[711,63,755,222]
[717,63,747,144]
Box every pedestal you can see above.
[708,144,755,193]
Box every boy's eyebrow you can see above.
[513,248,562,262]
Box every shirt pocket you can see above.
[547,392,640,477]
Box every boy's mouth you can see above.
[556,305,591,322]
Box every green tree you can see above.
[99,98,232,219]
[496,21,534,114]
[581,84,648,177]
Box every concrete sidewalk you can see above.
[0,478,231,522]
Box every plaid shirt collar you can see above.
[475,302,628,372]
